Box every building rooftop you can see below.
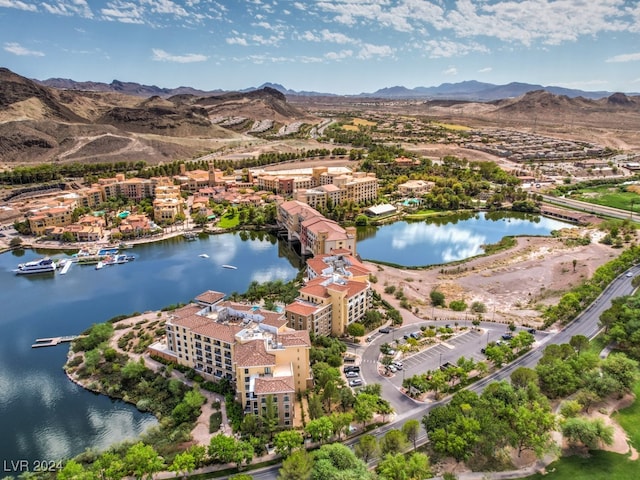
[195,290,226,306]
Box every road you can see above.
[226,266,638,480]
[542,194,636,221]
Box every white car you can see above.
[392,361,403,370]
[626,272,634,278]
[345,371,359,378]
[349,379,363,387]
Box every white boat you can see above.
[199,254,209,258]
[14,257,57,275]
[222,265,238,270]
[95,261,104,270]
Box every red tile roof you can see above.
[254,376,295,395]
[195,290,226,305]
[235,340,275,367]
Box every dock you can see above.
[32,336,78,348]
[59,260,72,275]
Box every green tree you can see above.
[354,434,379,462]
[305,417,334,444]
[380,429,408,455]
[208,433,239,464]
[169,451,196,478]
[278,450,313,480]
[346,322,365,341]
[311,443,372,480]
[430,290,446,307]
[274,430,304,458]
[510,367,539,389]
[124,442,164,480]
[92,452,125,480]
[354,393,377,427]
[562,417,614,449]
[401,419,421,451]
[569,335,590,355]
[57,460,91,480]
[377,453,407,480]
[406,452,432,480]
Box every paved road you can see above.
[542,194,636,221]
[225,266,638,480]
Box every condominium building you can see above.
[27,205,74,236]
[277,200,356,255]
[285,250,374,336]
[153,184,183,223]
[97,174,156,201]
[152,291,312,427]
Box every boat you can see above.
[183,232,198,241]
[98,248,119,256]
[95,261,104,270]
[125,255,136,261]
[14,257,57,275]
[119,242,133,249]
[114,254,129,264]
[199,254,209,258]
[222,265,238,270]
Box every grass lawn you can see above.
[218,211,239,228]
[524,451,638,480]
[614,380,640,451]
[572,186,639,212]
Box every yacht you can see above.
[14,257,57,275]
[222,265,238,270]
[199,253,209,258]
[95,261,104,270]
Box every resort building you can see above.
[27,204,74,236]
[252,166,378,206]
[97,174,156,202]
[277,200,356,255]
[151,291,312,427]
[285,250,374,336]
[397,179,434,196]
[152,184,183,224]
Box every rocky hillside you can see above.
[0,68,312,164]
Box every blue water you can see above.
[357,211,573,267]
[0,231,298,465]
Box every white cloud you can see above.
[325,49,353,60]
[151,48,207,63]
[478,67,492,73]
[606,52,640,63]
[0,0,37,12]
[226,36,249,46]
[101,1,145,24]
[41,0,93,18]
[443,66,458,76]
[143,0,188,17]
[357,43,394,60]
[423,39,489,58]
[4,42,45,56]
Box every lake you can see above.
[0,213,570,466]
[0,231,299,466]
[356,211,573,266]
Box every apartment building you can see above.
[277,200,356,255]
[153,291,312,427]
[97,174,156,201]
[153,184,183,223]
[285,250,373,336]
[27,205,74,236]
[397,179,434,196]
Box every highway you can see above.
[542,194,637,222]
[228,266,638,480]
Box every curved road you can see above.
[237,266,639,480]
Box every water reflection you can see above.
[357,212,572,266]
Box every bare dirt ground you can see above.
[367,229,619,327]
[560,395,639,460]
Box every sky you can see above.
[1,0,639,95]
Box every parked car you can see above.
[378,327,392,334]
[349,379,363,387]
[502,333,513,340]
[527,328,537,334]
[343,366,360,373]
[387,365,397,373]
[345,371,359,378]
[392,361,403,370]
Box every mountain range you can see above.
[37,77,625,101]
[3,66,640,165]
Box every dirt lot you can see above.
[368,228,619,327]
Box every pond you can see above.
[356,211,573,267]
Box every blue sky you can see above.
[1,0,639,95]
